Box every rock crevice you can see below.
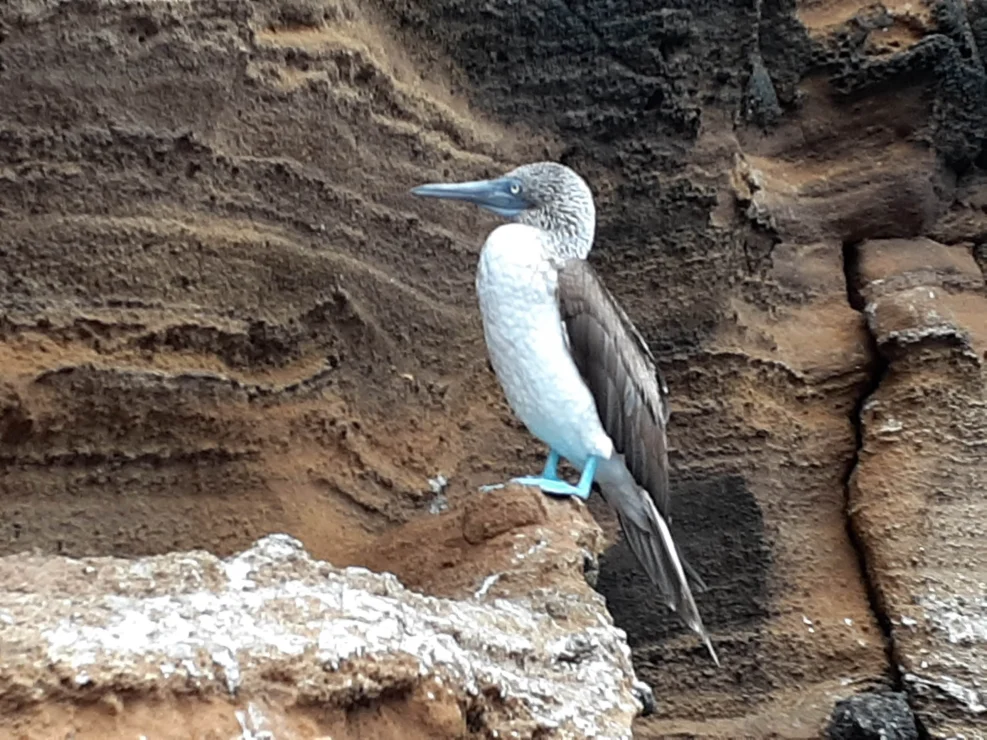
[840,236,903,691]
[844,237,987,738]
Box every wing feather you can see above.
[556,258,671,516]
[557,259,708,597]
[556,258,716,663]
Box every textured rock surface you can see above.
[0,0,985,737]
[849,237,987,738]
[827,691,919,740]
[0,488,642,739]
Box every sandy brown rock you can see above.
[0,489,642,740]
[850,237,987,739]
[0,0,538,567]
[361,483,608,602]
[2,0,987,736]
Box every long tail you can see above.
[614,493,719,666]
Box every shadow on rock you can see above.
[593,473,771,649]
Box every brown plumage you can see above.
[556,258,717,664]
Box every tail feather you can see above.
[681,553,709,593]
[616,499,719,667]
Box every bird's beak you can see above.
[410,176,528,218]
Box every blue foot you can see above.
[510,475,591,499]
[479,448,562,493]
[481,455,599,501]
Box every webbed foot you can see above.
[509,475,592,500]
[479,455,599,501]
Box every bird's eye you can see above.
[509,183,521,195]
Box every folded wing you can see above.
[556,258,716,663]
[556,258,672,517]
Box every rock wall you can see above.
[850,236,987,738]
[1,0,985,737]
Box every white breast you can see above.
[475,224,613,466]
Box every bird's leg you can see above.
[540,448,561,480]
[506,455,598,500]
[478,449,596,497]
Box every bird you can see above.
[410,161,718,665]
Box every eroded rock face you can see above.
[0,488,642,740]
[850,237,987,738]
[1,0,986,737]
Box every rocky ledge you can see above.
[0,487,643,739]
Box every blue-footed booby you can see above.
[411,162,718,664]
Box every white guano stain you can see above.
[34,535,638,739]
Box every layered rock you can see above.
[850,237,987,738]
[1,0,986,737]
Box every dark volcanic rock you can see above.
[828,692,920,740]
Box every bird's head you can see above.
[411,161,596,258]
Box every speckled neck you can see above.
[514,181,596,260]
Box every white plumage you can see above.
[476,223,613,466]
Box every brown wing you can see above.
[556,258,672,517]
[557,259,708,593]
